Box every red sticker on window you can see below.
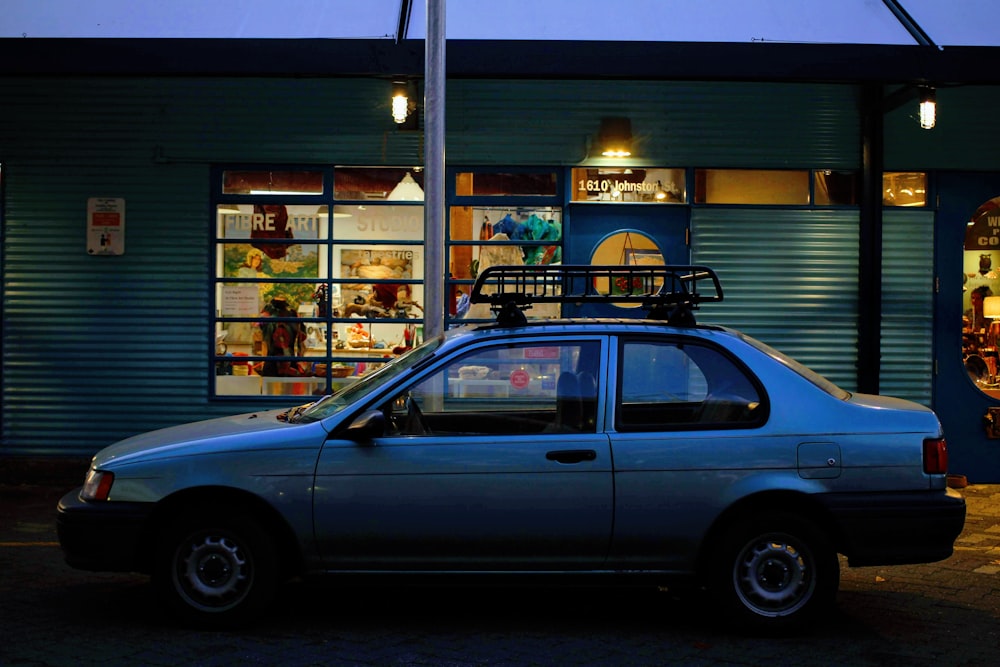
[509,369,531,389]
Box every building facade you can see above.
[3,39,1000,480]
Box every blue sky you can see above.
[2,1,999,46]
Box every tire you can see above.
[710,512,839,634]
[153,509,277,629]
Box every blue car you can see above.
[58,265,966,632]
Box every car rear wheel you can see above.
[711,512,839,633]
[153,509,277,629]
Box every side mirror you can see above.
[344,409,386,443]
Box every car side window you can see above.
[379,340,601,437]
[617,339,762,431]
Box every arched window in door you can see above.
[962,196,1000,390]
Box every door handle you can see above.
[546,449,597,464]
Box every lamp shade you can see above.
[984,295,1000,319]
[387,172,424,201]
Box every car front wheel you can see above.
[153,509,277,628]
[711,512,839,633]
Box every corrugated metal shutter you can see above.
[692,209,860,390]
[880,209,934,405]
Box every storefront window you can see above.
[694,169,810,205]
[222,170,324,195]
[963,196,1000,394]
[447,170,564,322]
[335,167,425,200]
[212,168,424,398]
[448,205,563,320]
[454,171,557,197]
[571,167,685,203]
[883,172,928,207]
[815,170,859,205]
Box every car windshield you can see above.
[292,336,442,422]
[739,332,850,400]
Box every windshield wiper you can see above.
[277,402,315,423]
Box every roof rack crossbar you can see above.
[469,264,723,325]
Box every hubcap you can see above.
[734,537,814,617]
[175,533,252,610]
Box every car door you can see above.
[313,335,613,569]
[606,334,773,569]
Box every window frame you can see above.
[210,165,425,400]
[446,167,565,326]
[614,335,769,432]
[377,336,604,437]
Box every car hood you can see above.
[93,407,322,468]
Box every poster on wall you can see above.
[339,247,421,317]
[86,197,125,256]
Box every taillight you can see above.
[81,469,115,501]
[923,438,948,475]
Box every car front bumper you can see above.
[56,488,154,573]
[821,487,967,566]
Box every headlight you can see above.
[81,469,115,501]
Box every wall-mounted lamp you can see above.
[598,117,633,158]
[391,80,417,127]
[882,84,939,131]
[919,86,936,130]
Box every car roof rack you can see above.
[470,264,723,327]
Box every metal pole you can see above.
[423,0,446,338]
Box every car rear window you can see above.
[616,338,765,431]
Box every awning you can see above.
[3,1,999,47]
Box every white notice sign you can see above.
[87,197,126,256]
[221,284,261,318]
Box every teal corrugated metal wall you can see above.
[449,80,860,168]
[1,77,424,456]
[880,210,934,406]
[2,76,860,456]
[691,209,860,390]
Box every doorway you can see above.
[935,172,1000,482]
[563,204,689,318]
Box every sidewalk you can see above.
[949,482,1000,574]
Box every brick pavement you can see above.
[0,481,997,667]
